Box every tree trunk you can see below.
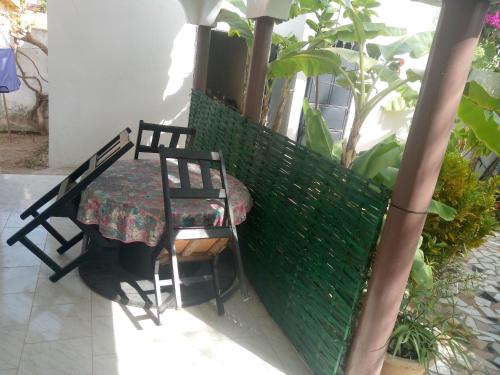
[29,93,48,135]
[341,116,363,168]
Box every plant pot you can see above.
[178,0,223,26]
[246,0,293,20]
[381,354,425,375]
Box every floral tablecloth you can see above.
[77,159,253,247]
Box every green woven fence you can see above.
[189,91,390,375]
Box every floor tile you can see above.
[0,174,63,212]
[0,325,26,370]
[0,266,39,294]
[213,333,285,374]
[18,337,92,375]
[0,244,41,268]
[33,274,91,306]
[0,292,33,326]
[26,303,91,343]
[93,351,212,375]
[191,300,265,339]
[0,226,47,248]
[5,212,28,228]
[0,212,9,232]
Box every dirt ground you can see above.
[0,132,48,174]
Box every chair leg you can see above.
[231,238,249,298]
[170,251,183,310]
[153,260,162,325]
[211,255,224,316]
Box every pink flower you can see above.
[485,11,500,29]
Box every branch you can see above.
[15,52,42,94]
[16,49,48,83]
[12,31,48,55]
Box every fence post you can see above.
[344,1,490,374]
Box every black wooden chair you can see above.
[154,146,247,322]
[7,129,134,282]
[134,120,196,159]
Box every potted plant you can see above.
[382,257,478,375]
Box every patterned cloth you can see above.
[77,159,253,247]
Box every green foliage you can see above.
[379,31,434,60]
[410,237,433,292]
[302,99,342,160]
[351,135,402,178]
[422,151,499,263]
[472,3,499,73]
[218,0,432,166]
[224,0,431,166]
[216,9,254,48]
[457,80,500,156]
[351,136,457,221]
[269,49,343,79]
[389,262,478,367]
[303,99,338,159]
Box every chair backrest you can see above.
[158,146,235,251]
[20,128,134,220]
[134,120,196,159]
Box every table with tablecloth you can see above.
[77,159,253,248]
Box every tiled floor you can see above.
[428,234,500,375]
[0,174,312,375]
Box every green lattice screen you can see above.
[189,91,390,375]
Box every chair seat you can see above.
[158,237,230,264]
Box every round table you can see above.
[76,158,252,308]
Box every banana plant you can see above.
[303,99,342,159]
[351,135,457,221]
[303,98,456,220]
[410,237,433,292]
[268,0,433,168]
[457,79,500,156]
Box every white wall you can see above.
[49,0,195,167]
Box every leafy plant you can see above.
[303,99,342,159]
[267,0,432,167]
[410,237,433,292]
[218,0,431,166]
[472,5,499,73]
[456,79,500,157]
[423,151,499,263]
[350,135,457,221]
[389,262,479,368]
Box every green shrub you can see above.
[422,151,499,263]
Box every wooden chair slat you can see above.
[169,133,181,148]
[134,121,196,159]
[169,188,226,199]
[178,159,190,189]
[174,227,233,240]
[151,130,161,149]
[200,160,213,189]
